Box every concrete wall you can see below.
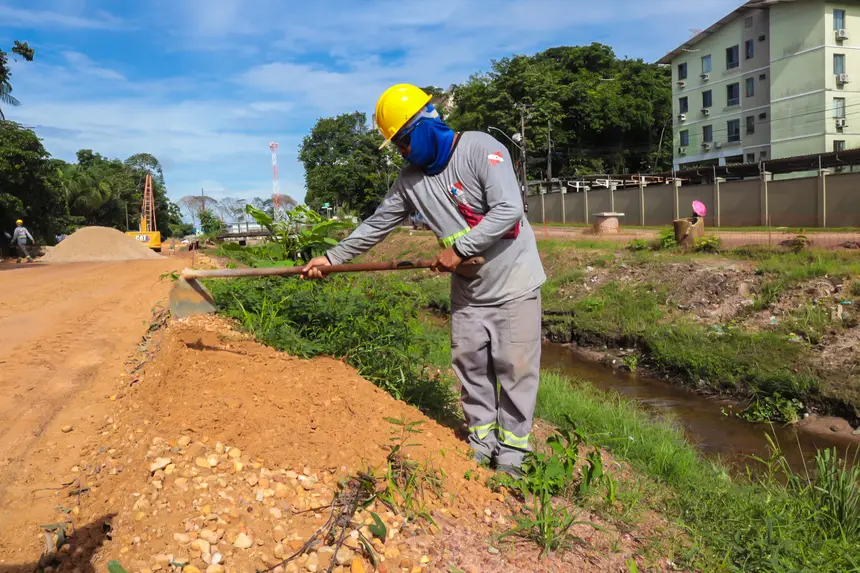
[526,171,860,228]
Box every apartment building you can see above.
[659,0,860,171]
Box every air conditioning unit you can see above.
[678,113,687,121]
[702,142,712,150]
[701,108,711,116]
[700,73,710,81]
[836,117,848,128]
[678,147,688,155]
[836,28,849,41]
[677,80,686,88]
[714,142,724,149]
[837,73,851,84]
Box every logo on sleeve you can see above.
[488,152,504,166]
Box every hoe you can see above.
[168,258,484,319]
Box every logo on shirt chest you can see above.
[488,152,504,166]
[448,182,468,206]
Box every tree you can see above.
[299,111,403,218]
[179,195,219,227]
[445,43,672,176]
[217,197,248,223]
[0,41,35,121]
[0,121,68,241]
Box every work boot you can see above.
[495,464,524,479]
[472,451,493,467]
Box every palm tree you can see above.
[0,82,20,121]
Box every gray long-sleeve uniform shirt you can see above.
[326,131,546,307]
[12,227,33,245]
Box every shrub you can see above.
[626,239,650,251]
[656,229,678,250]
[693,235,722,253]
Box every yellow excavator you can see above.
[126,172,162,252]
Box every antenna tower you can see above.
[269,141,279,218]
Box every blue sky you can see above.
[1,0,739,206]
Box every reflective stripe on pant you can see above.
[451,289,541,466]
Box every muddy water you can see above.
[542,343,859,474]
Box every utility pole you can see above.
[546,120,552,195]
[519,104,529,212]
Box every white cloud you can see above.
[0,4,124,30]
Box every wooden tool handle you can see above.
[180,257,484,280]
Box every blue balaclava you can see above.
[401,104,456,175]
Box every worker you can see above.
[11,219,34,263]
[303,84,546,476]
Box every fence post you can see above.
[584,186,589,224]
[673,179,681,220]
[610,183,617,212]
[760,170,771,227]
[540,185,546,226]
[638,181,646,226]
[561,185,566,225]
[818,168,831,228]
[714,177,725,228]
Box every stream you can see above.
[542,343,859,474]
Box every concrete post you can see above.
[610,183,617,213]
[714,177,725,228]
[540,185,546,226]
[561,185,566,224]
[818,169,831,228]
[760,171,771,226]
[638,182,646,226]
[584,186,589,224]
[673,179,681,221]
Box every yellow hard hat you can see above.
[15,219,23,225]
[374,84,432,149]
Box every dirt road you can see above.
[0,258,181,564]
[531,225,860,248]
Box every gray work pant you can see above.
[16,243,31,260]
[451,289,541,466]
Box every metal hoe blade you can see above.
[169,277,217,319]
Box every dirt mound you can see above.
[20,316,668,573]
[40,226,161,263]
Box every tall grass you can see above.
[537,372,860,572]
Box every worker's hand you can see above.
[431,247,463,273]
[301,256,331,279]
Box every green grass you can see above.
[205,274,457,419]
[537,372,860,572]
[547,281,818,399]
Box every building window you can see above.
[746,115,756,134]
[745,16,754,28]
[835,97,846,118]
[678,62,688,80]
[703,125,713,143]
[726,45,739,69]
[760,151,767,160]
[759,73,767,80]
[679,97,689,114]
[746,153,756,164]
[702,90,713,108]
[727,83,740,106]
[745,39,755,59]
[834,9,846,30]
[680,130,690,146]
[835,140,846,152]
[728,119,741,142]
[746,77,755,97]
[835,54,846,75]
[702,55,712,74]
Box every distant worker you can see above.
[303,84,546,476]
[11,219,34,263]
